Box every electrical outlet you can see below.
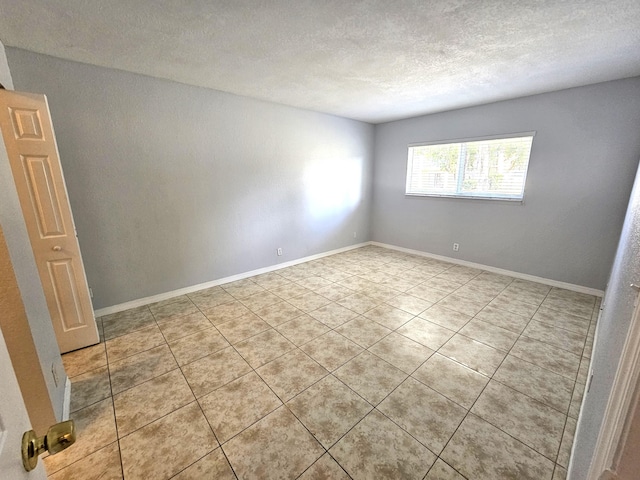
[453,243,460,252]
[277,248,283,256]
[89,287,94,298]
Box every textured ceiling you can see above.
[1,1,639,123]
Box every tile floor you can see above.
[47,245,598,480]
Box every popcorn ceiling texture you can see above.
[0,0,639,123]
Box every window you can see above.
[405,133,535,201]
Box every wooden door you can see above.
[0,90,98,353]
[0,326,48,480]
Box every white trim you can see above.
[586,292,640,479]
[94,242,369,316]
[370,241,604,297]
[62,376,71,421]
[407,131,537,147]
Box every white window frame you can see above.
[405,132,535,202]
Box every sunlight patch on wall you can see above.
[304,157,363,220]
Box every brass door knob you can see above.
[22,420,76,472]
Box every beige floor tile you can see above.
[270,282,311,299]
[498,286,547,305]
[156,311,212,342]
[235,328,295,368]
[69,366,111,413]
[422,276,463,294]
[469,271,513,290]
[120,402,218,480]
[288,291,333,312]
[149,295,199,322]
[109,344,177,394]
[171,448,236,480]
[101,306,155,341]
[216,312,271,344]
[257,349,329,402]
[558,416,577,467]
[424,458,466,480]
[335,292,382,314]
[310,302,359,328]
[364,284,400,302]
[254,300,303,326]
[438,334,506,376]
[569,382,585,419]
[396,317,455,350]
[386,292,433,315]
[542,291,594,319]
[471,381,565,459]
[335,316,392,348]
[48,441,122,480]
[301,330,364,371]
[315,283,356,301]
[452,283,499,304]
[114,369,194,437]
[182,346,252,397]
[510,278,552,295]
[379,377,466,454]
[62,343,107,377]
[43,398,117,474]
[493,355,574,412]
[253,271,291,289]
[241,290,282,312]
[363,303,415,329]
[168,326,230,366]
[437,294,487,317]
[222,279,265,298]
[554,465,568,480]
[223,406,324,479]
[442,414,555,480]
[105,324,166,362]
[299,453,351,479]
[406,284,449,304]
[334,351,407,405]
[202,300,251,325]
[287,375,372,448]
[437,265,482,284]
[533,306,591,335]
[419,305,472,331]
[577,356,590,384]
[510,336,581,380]
[199,371,282,443]
[189,288,235,310]
[379,275,417,292]
[276,314,331,346]
[368,331,434,373]
[474,304,530,333]
[330,409,436,479]
[489,294,539,318]
[296,275,334,289]
[459,319,519,351]
[412,353,489,409]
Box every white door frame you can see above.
[586,289,640,479]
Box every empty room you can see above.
[1,1,640,479]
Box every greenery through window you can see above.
[406,134,534,200]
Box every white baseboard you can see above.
[370,241,604,297]
[94,242,370,317]
[95,240,603,317]
[62,376,71,421]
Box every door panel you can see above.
[0,90,98,353]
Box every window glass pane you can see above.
[406,135,533,200]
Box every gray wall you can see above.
[570,160,640,479]
[372,78,640,290]
[6,48,374,309]
[0,40,65,421]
